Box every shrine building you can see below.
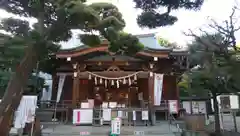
[51,33,188,126]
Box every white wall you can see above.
[211,95,239,111]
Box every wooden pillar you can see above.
[176,75,181,118]
[72,64,80,108]
[148,72,155,125]
[76,79,80,102]
[72,77,77,107]
[76,69,80,104]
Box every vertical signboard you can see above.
[111,117,121,135]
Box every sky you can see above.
[0,0,240,49]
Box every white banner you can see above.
[56,74,66,103]
[154,74,164,105]
[14,95,38,128]
[168,100,178,113]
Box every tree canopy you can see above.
[0,32,51,96]
[178,7,240,133]
[0,0,145,90]
[0,1,147,133]
[133,0,204,28]
[0,0,143,53]
[157,36,180,49]
[187,33,240,94]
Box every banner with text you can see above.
[154,74,164,106]
[56,74,66,103]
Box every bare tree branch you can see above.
[184,29,211,51]
[207,7,240,51]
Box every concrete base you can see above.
[9,128,23,136]
[151,112,156,126]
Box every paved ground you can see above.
[41,121,180,136]
[209,115,240,132]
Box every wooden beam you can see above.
[137,52,169,58]
[56,45,171,59]
[83,60,144,66]
[56,46,108,58]
[56,71,150,78]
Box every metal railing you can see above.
[37,100,184,109]
[37,100,73,109]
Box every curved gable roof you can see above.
[56,33,187,59]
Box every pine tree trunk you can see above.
[0,46,38,136]
[213,94,221,135]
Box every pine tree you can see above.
[133,0,204,28]
[0,0,143,135]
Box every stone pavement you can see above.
[42,121,180,136]
[209,115,240,132]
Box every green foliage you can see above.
[157,37,170,47]
[183,34,240,97]
[0,0,144,96]
[108,32,144,55]
[78,2,143,53]
[89,3,125,31]
[0,33,52,96]
[0,71,45,96]
[157,36,180,48]
[77,2,143,53]
[80,34,101,46]
[0,18,30,37]
[188,33,226,66]
[1,0,143,55]
[133,0,204,28]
